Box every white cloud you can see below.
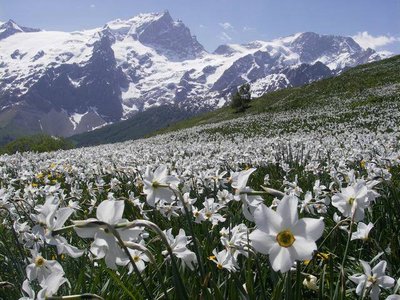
[219,32,232,42]
[199,24,206,29]
[219,22,234,31]
[243,26,255,32]
[90,4,96,8]
[352,31,399,50]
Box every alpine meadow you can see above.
[0,3,400,300]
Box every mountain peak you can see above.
[291,31,367,65]
[104,11,173,41]
[134,11,206,61]
[0,19,23,40]
[103,11,206,60]
[1,19,22,31]
[159,10,173,22]
[0,19,41,40]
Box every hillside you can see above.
[69,105,195,147]
[153,54,400,135]
[69,55,400,147]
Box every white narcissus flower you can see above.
[177,192,196,213]
[313,180,327,198]
[231,168,263,221]
[220,223,249,258]
[162,228,197,270]
[211,169,228,187]
[157,200,180,220]
[0,188,12,210]
[284,175,303,196]
[351,222,374,241]
[300,191,314,214]
[20,279,35,300]
[332,181,370,221]
[143,165,180,207]
[31,197,84,258]
[231,168,256,198]
[217,189,234,205]
[26,250,64,285]
[74,199,142,270]
[349,260,395,300]
[198,198,226,226]
[36,271,68,300]
[117,241,150,274]
[126,248,150,273]
[333,212,349,232]
[208,249,238,272]
[249,195,324,273]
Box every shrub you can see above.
[230,83,251,112]
[0,134,74,154]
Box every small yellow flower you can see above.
[36,172,44,179]
[317,252,330,261]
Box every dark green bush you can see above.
[0,134,74,154]
[231,83,252,113]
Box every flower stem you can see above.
[333,215,355,299]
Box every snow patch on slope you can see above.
[70,112,88,130]
[251,74,290,97]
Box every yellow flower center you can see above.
[133,255,140,262]
[348,197,355,205]
[205,212,212,219]
[217,263,223,270]
[276,230,295,248]
[152,181,160,188]
[368,275,377,284]
[35,256,45,267]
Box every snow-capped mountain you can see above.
[0,19,40,40]
[0,11,385,141]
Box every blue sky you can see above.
[0,0,399,53]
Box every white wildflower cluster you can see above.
[0,96,398,299]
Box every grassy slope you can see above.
[69,55,400,146]
[68,105,194,147]
[152,55,400,136]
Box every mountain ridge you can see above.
[0,12,389,144]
